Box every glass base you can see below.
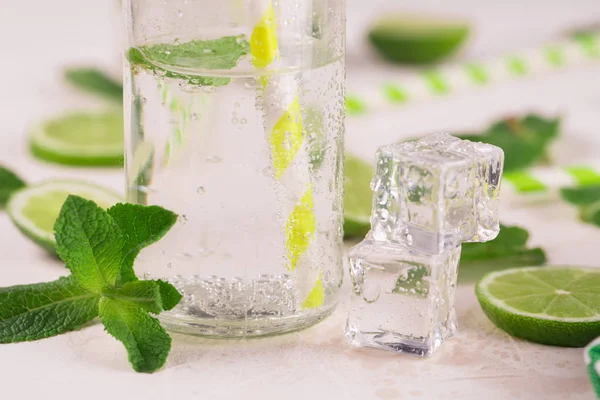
[160,302,337,338]
[344,326,456,358]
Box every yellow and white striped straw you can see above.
[250,0,324,310]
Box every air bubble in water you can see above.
[191,113,198,120]
[167,263,173,268]
[178,214,188,224]
[240,118,247,125]
[173,38,180,45]
[140,97,147,104]
[177,9,183,17]
[197,186,205,195]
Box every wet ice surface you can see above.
[346,240,461,357]
[371,133,504,254]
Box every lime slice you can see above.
[344,154,373,239]
[29,111,124,166]
[476,266,600,347]
[368,14,470,65]
[7,180,122,252]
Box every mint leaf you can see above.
[0,165,26,208]
[0,276,98,343]
[107,203,177,284]
[103,281,162,314]
[99,298,171,373]
[459,115,560,172]
[127,36,249,86]
[64,68,123,103]
[561,186,600,227]
[54,195,124,292]
[156,280,182,311]
[459,225,546,283]
[561,186,600,206]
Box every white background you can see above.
[1,1,600,399]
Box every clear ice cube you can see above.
[344,239,461,357]
[370,133,504,254]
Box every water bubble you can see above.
[167,263,173,268]
[140,97,147,104]
[191,113,199,120]
[164,50,171,55]
[405,231,413,245]
[177,9,183,17]
[231,118,239,125]
[262,166,273,177]
[234,102,240,108]
[178,214,188,224]
[240,118,247,125]
[197,186,205,195]
[203,48,215,54]
[173,38,181,45]
[206,156,222,163]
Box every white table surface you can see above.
[1,1,600,399]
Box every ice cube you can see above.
[345,239,461,357]
[370,132,504,254]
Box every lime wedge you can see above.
[29,111,124,166]
[344,154,373,239]
[7,180,122,252]
[476,266,600,347]
[368,14,470,65]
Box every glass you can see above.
[122,0,346,337]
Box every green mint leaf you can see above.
[561,186,600,206]
[127,36,249,86]
[156,280,182,311]
[0,276,98,343]
[561,185,600,227]
[99,298,171,373]
[54,195,124,292]
[103,281,162,314]
[458,224,547,283]
[458,115,560,172]
[107,203,177,285]
[0,165,26,208]
[64,68,123,103]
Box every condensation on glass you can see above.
[122,0,345,337]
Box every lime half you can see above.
[344,154,373,239]
[30,111,124,167]
[368,14,470,65]
[7,180,122,252]
[476,266,600,347]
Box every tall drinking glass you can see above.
[123,0,345,337]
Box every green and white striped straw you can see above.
[503,163,600,199]
[585,337,600,398]
[347,33,600,115]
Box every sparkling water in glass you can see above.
[123,0,345,337]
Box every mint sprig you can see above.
[0,165,26,208]
[0,195,181,373]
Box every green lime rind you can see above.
[344,154,373,239]
[368,14,470,65]
[7,180,122,254]
[476,266,600,348]
[29,111,124,167]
